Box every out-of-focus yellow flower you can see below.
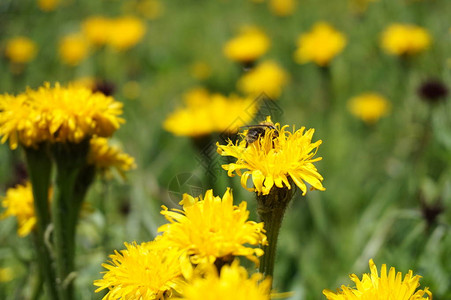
[294,22,347,67]
[159,189,267,275]
[217,116,325,196]
[237,60,289,99]
[0,83,124,149]
[349,0,378,14]
[94,241,184,299]
[137,0,164,20]
[175,261,271,300]
[381,23,431,56]
[58,33,89,66]
[269,0,297,17]
[224,26,270,64]
[323,259,432,300]
[108,16,146,51]
[37,0,60,11]
[348,92,391,124]
[88,137,136,178]
[163,88,258,137]
[0,267,13,282]
[189,61,212,80]
[1,182,38,237]
[82,16,112,46]
[4,37,37,64]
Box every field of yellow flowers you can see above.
[0,0,450,299]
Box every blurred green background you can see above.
[0,0,450,299]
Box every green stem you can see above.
[24,146,59,300]
[50,140,90,300]
[256,185,293,285]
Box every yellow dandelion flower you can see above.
[0,267,14,282]
[381,23,431,56]
[163,89,258,137]
[237,60,289,99]
[269,0,297,17]
[294,22,347,67]
[58,33,89,66]
[323,259,432,300]
[0,83,124,149]
[88,137,136,177]
[108,16,146,51]
[159,188,267,270]
[348,92,391,124]
[175,260,271,300]
[82,16,112,46]
[217,117,325,196]
[37,0,60,11]
[4,36,37,64]
[94,240,184,300]
[224,26,270,63]
[1,182,38,237]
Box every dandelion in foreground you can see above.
[175,260,271,300]
[94,241,184,299]
[159,189,267,271]
[294,22,346,67]
[1,182,39,237]
[217,117,325,196]
[348,92,391,124]
[237,60,289,99]
[58,33,89,66]
[88,137,136,178]
[323,259,432,300]
[163,88,258,137]
[381,23,431,56]
[4,36,37,64]
[223,26,270,65]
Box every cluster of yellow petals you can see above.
[88,137,136,177]
[1,182,38,237]
[4,36,37,64]
[175,261,271,300]
[237,60,289,99]
[217,117,325,196]
[163,88,258,137]
[94,241,184,300]
[159,189,267,271]
[58,33,90,66]
[294,22,347,66]
[348,92,391,124]
[381,23,431,56]
[0,82,124,150]
[323,259,432,300]
[223,26,270,63]
[82,15,146,51]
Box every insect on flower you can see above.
[241,120,279,147]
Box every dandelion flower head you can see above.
[175,260,271,300]
[58,33,89,66]
[294,22,347,66]
[237,60,289,99]
[88,137,136,177]
[224,26,270,63]
[0,82,124,149]
[269,0,297,17]
[348,93,391,124]
[323,259,432,300]
[163,88,258,137]
[94,240,183,300]
[1,182,38,237]
[381,23,431,56]
[217,117,325,196]
[159,188,267,270]
[82,16,112,46]
[4,36,37,64]
[107,16,146,51]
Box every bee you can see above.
[241,121,279,147]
